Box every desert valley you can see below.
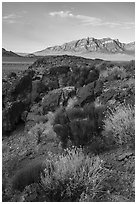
[2,2,135,202]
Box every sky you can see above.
[2,2,135,53]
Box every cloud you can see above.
[49,11,102,26]
[120,21,135,29]
[49,10,134,29]
[2,13,23,24]
[49,11,74,18]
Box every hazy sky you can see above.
[2,2,135,53]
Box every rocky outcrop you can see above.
[42,86,76,114]
[77,80,103,106]
[2,70,34,133]
[31,80,43,103]
[29,55,100,90]
[3,101,28,133]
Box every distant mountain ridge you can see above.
[2,48,21,57]
[34,37,135,58]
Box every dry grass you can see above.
[41,147,109,201]
[104,104,135,148]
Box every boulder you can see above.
[42,86,76,114]
[42,89,62,114]
[9,73,32,101]
[26,113,47,124]
[2,101,28,133]
[31,80,43,102]
[94,80,103,97]
[77,82,95,106]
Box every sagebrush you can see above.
[41,147,109,201]
[104,104,135,148]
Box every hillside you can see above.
[2,48,21,57]
[2,55,135,202]
[33,37,135,61]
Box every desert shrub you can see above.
[99,70,109,81]
[124,60,135,78]
[28,111,58,145]
[28,122,46,144]
[12,160,44,192]
[41,147,109,202]
[104,104,135,148]
[53,103,106,148]
[84,103,106,134]
[108,66,127,81]
[69,118,95,146]
[45,111,55,125]
[53,107,69,125]
[66,107,86,121]
[53,124,69,148]
[85,69,99,84]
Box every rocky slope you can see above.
[34,37,135,58]
[2,55,135,134]
[2,55,135,202]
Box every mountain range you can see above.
[2,37,135,61]
[33,37,135,59]
[2,48,20,57]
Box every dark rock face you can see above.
[2,71,33,133]
[31,80,43,103]
[3,101,27,133]
[77,80,103,106]
[42,89,62,114]
[77,82,95,106]
[94,80,103,97]
[42,86,76,114]
[9,74,32,101]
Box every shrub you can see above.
[41,147,109,202]
[28,122,46,144]
[69,118,94,146]
[66,107,86,121]
[104,104,135,148]
[53,124,69,148]
[99,70,109,80]
[53,104,106,148]
[12,160,44,191]
[84,103,106,134]
[53,107,69,126]
[108,66,127,81]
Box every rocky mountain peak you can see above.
[33,37,135,59]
